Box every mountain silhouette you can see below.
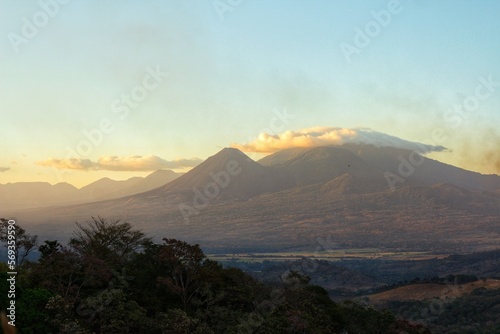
[7,145,500,253]
[148,147,292,200]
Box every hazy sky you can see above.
[1,0,499,187]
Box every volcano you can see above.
[8,145,500,253]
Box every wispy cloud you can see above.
[232,127,447,153]
[35,158,99,170]
[0,167,10,172]
[97,156,201,171]
[36,155,201,171]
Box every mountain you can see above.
[13,148,293,222]
[7,145,500,254]
[0,182,78,210]
[262,146,379,187]
[258,147,311,166]
[262,144,500,192]
[319,173,389,195]
[148,147,293,200]
[78,177,143,202]
[0,169,181,210]
[79,169,181,201]
[339,143,500,192]
[140,169,181,191]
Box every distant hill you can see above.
[0,169,181,210]
[80,169,181,201]
[230,259,381,294]
[0,182,78,210]
[78,177,143,202]
[367,279,500,304]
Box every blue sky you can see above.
[1,0,499,187]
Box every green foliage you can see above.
[16,288,56,333]
[81,289,153,333]
[2,217,432,333]
[157,308,213,334]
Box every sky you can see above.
[0,0,499,188]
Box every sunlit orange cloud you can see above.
[232,127,447,153]
[35,155,202,171]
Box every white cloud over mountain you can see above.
[232,127,447,153]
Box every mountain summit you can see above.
[261,146,380,187]
[152,147,292,200]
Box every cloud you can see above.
[232,127,447,153]
[35,158,99,170]
[36,155,202,171]
[0,167,10,172]
[96,155,201,171]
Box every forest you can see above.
[0,217,430,333]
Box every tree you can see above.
[77,274,155,334]
[33,242,111,303]
[30,218,151,333]
[157,239,206,311]
[127,241,177,313]
[0,218,38,266]
[33,247,88,302]
[193,261,259,332]
[39,240,62,260]
[69,217,150,267]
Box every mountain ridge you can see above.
[5,145,500,254]
[0,169,181,210]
